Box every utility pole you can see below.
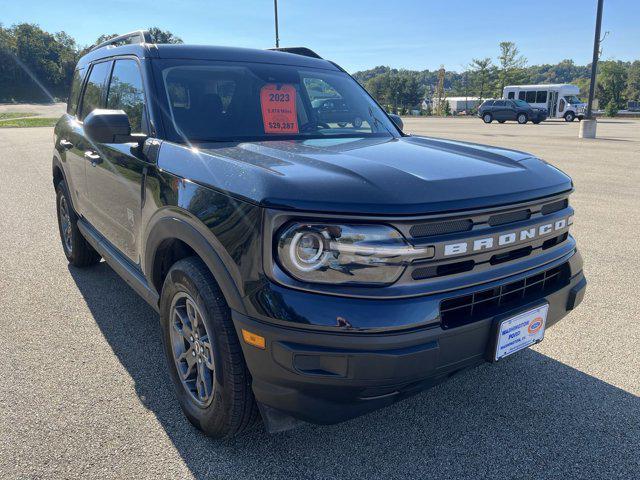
[274,0,280,48]
[580,0,604,138]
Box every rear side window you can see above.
[536,91,547,103]
[67,67,87,115]
[494,100,506,107]
[80,61,112,120]
[525,91,536,103]
[106,59,147,133]
[507,91,515,99]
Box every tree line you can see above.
[0,24,181,102]
[1,25,638,116]
[354,41,640,115]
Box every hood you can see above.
[158,135,572,215]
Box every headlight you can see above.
[276,222,433,286]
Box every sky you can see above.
[1,0,638,72]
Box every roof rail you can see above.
[90,30,153,52]
[268,47,322,59]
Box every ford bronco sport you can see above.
[53,31,586,438]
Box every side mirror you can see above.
[84,109,146,144]
[388,113,403,131]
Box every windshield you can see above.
[156,60,397,143]
[564,95,582,105]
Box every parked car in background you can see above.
[503,84,585,121]
[479,99,548,124]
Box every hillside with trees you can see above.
[1,24,638,117]
[0,24,181,102]
[353,41,639,115]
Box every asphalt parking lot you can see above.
[1,117,638,479]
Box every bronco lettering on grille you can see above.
[443,216,573,257]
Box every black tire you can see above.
[55,180,101,267]
[564,112,575,122]
[482,113,493,123]
[533,120,541,124]
[517,113,528,124]
[160,257,259,438]
[498,120,506,123]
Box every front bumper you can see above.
[233,252,586,425]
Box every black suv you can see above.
[53,31,586,438]
[479,99,548,124]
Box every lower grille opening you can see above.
[412,260,475,280]
[440,263,570,329]
[542,232,568,250]
[490,246,533,265]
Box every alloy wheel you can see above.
[59,195,73,254]
[169,292,215,407]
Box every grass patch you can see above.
[0,117,58,128]
[0,112,38,120]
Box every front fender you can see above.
[143,212,247,314]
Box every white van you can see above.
[503,84,586,121]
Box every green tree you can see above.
[496,41,527,95]
[625,61,640,102]
[597,61,628,108]
[148,27,183,44]
[469,57,492,100]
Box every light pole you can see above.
[580,0,604,138]
[274,0,280,48]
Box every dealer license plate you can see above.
[494,304,548,361]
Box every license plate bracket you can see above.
[488,303,549,362]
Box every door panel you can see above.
[85,58,150,263]
[547,91,558,118]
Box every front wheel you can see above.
[160,257,259,438]
[483,113,493,123]
[564,112,575,122]
[517,113,528,124]
[55,180,101,267]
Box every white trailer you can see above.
[502,84,586,121]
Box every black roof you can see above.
[78,43,339,71]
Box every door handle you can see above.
[59,139,74,149]
[84,150,102,165]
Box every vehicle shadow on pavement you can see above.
[69,262,639,480]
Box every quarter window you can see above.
[536,91,547,103]
[80,61,112,120]
[525,91,536,103]
[106,59,147,133]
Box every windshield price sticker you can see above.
[260,84,299,134]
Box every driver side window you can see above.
[106,59,147,134]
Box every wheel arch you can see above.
[144,214,247,315]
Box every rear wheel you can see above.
[160,257,259,438]
[564,111,575,122]
[55,180,101,267]
[483,113,493,123]
[517,113,528,124]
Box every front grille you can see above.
[439,263,569,329]
[541,199,568,215]
[410,219,472,238]
[488,209,531,226]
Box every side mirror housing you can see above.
[84,109,146,144]
[388,113,403,131]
